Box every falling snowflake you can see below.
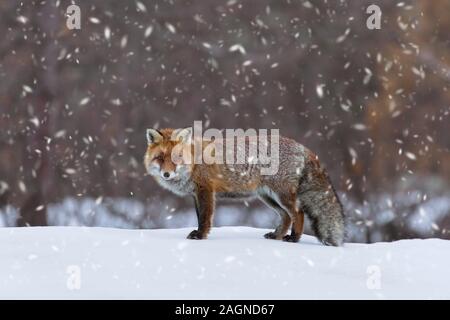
[316,84,325,98]
[229,44,246,54]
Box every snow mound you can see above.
[0,226,449,299]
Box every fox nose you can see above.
[163,172,170,179]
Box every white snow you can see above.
[0,226,449,299]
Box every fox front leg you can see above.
[187,188,215,240]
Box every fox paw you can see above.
[282,235,300,243]
[187,230,206,240]
[264,232,279,240]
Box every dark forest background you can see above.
[0,0,449,242]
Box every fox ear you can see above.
[173,127,192,144]
[146,128,163,145]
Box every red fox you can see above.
[144,127,345,246]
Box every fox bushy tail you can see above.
[298,158,346,246]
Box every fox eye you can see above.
[172,152,183,164]
[153,154,164,162]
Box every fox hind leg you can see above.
[273,193,304,243]
[282,210,304,243]
[259,195,291,240]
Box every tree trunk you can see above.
[16,1,57,227]
[17,192,47,226]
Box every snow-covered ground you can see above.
[0,226,449,299]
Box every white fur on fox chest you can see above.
[155,176,195,196]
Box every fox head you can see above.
[144,127,193,181]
